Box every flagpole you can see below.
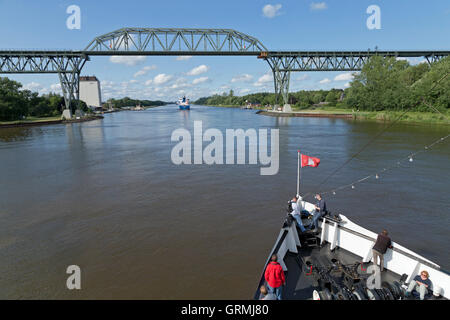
[297,150,300,197]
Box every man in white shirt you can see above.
[289,196,306,232]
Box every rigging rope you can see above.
[318,133,449,196]
[304,70,450,199]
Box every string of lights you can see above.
[312,72,450,194]
[302,71,450,199]
[318,133,450,196]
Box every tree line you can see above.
[195,56,450,112]
[0,77,169,121]
[106,97,167,108]
[0,77,89,121]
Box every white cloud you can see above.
[396,57,426,65]
[187,65,209,76]
[334,73,354,81]
[310,2,327,10]
[319,78,331,84]
[50,83,62,92]
[23,82,42,91]
[145,79,153,86]
[192,77,210,85]
[262,4,282,18]
[170,78,192,89]
[254,72,273,87]
[102,80,115,87]
[294,74,310,81]
[231,74,253,83]
[344,82,351,88]
[176,56,193,61]
[153,73,173,85]
[133,65,157,77]
[109,56,146,66]
[129,79,138,84]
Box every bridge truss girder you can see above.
[85,28,268,53]
[266,57,291,106]
[0,52,88,113]
[0,29,449,112]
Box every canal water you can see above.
[0,105,448,299]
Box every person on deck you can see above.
[264,254,286,300]
[259,285,276,300]
[289,196,306,232]
[372,230,393,272]
[307,194,327,231]
[405,270,432,300]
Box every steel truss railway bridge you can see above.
[1,28,448,117]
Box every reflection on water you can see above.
[0,105,449,299]
[0,127,44,143]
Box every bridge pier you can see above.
[58,71,81,119]
[266,57,293,108]
[272,69,291,108]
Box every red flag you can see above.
[301,154,320,168]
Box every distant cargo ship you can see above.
[177,96,190,110]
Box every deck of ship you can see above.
[282,236,401,299]
[254,215,445,300]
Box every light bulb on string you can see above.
[375,174,379,179]
[351,185,355,189]
[409,157,413,162]
[333,191,336,195]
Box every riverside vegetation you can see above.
[0,77,89,123]
[195,56,450,124]
[0,77,168,124]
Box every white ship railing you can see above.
[257,201,450,299]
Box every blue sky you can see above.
[1,0,449,101]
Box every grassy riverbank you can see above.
[197,104,449,125]
[291,106,450,125]
[0,115,61,125]
[0,115,104,128]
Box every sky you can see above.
[0,0,449,101]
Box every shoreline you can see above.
[258,110,449,125]
[0,115,104,129]
[197,104,449,125]
[257,110,354,119]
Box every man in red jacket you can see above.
[264,254,286,300]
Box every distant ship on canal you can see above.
[177,96,190,110]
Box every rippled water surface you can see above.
[0,105,448,299]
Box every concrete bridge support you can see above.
[58,71,81,119]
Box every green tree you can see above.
[344,56,410,111]
[0,77,28,121]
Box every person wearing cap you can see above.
[264,254,285,300]
[307,194,327,231]
[405,270,432,300]
[289,195,306,232]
